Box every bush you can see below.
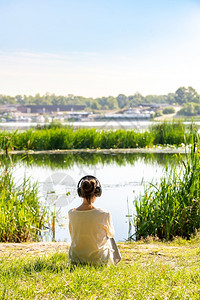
[155,111,163,117]
[162,107,176,114]
[177,102,200,116]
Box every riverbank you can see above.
[0,145,189,156]
[0,238,200,299]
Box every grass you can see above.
[0,120,192,151]
[0,238,200,299]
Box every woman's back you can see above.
[68,207,115,265]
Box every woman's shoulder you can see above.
[68,208,76,214]
[68,207,109,213]
[68,207,111,217]
[94,207,111,215]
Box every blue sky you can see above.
[1,0,200,97]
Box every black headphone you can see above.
[77,175,102,197]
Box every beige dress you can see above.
[68,208,115,265]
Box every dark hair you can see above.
[80,179,96,204]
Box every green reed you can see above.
[0,121,192,151]
[0,168,48,242]
[134,136,200,240]
[150,119,189,145]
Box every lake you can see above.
[1,120,200,131]
[6,152,180,242]
[0,120,153,131]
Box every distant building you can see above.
[17,105,86,113]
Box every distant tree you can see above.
[116,94,128,108]
[177,102,200,116]
[175,87,187,104]
[187,86,200,103]
[33,93,41,105]
[55,96,67,105]
[106,96,118,110]
[50,95,57,105]
[175,87,200,104]
[128,93,144,106]
[1,87,200,111]
[0,95,16,104]
[144,95,168,104]
[67,94,75,100]
[97,97,112,110]
[90,100,100,110]
[74,96,85,105]
[15,95,24,104]
[166,93,175,104]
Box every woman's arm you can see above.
[106,212,115,238]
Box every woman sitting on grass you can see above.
[68,175,120,265]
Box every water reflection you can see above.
[1,152,181,169]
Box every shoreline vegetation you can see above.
[0,239,200,299]
[132,133,200,241]
[0,120,194,152]
[0,168,48,243]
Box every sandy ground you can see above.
[1,241,199,268]
[154,113,177,121]
[0,241,194,260]
[0,242,70,257]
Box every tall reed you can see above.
[134,134,200,240]
[150,120,189,145]
[0,121,191,151]
[0,168,48,242]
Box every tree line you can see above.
[0,86,199,111]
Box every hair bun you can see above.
[81,180,94,193]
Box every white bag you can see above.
[110,238,121,264]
